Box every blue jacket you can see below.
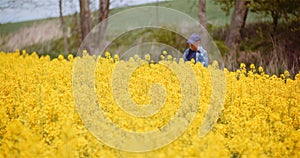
[183,46,208,67]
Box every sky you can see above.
[0,0,164,24]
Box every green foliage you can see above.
[0,18,55,35]
[21,35,78,59]
[214,0,300,30]
[238,20,300,76]
[214,40,229,56]
[213,0,235,16]
[106,27,187,56]
[111,0,234,26]
[250,0,300,30]
[250,0,300,18]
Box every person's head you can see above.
[187,34,201,51]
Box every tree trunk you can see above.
[99,0,110,23]
[59,0,69,53]
[79,0,92,42]
[98,0,110,50]
[225,0,249,69]
[198,0,210,52]
[72,12,81,50]
[271,11,279,32]
[198,0,207,29]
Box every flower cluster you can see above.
[0,50,299,157]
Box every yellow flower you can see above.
[258,66,264,73]
[104,51,111,58]
[212,60,219,69]
[67,54,74,61]
[190,58,195,63]
[240,63,246,69]
[82,50,88,56]
[0,50,299,157]
[114,54,120,62]
[22,49,26,55]
[167,55,173,61]
[162,50,168,55]
[250,64,255,69]
[145,54,151,61]
[134,54,140,60]
[284,70,290,78]
[58,54,64,60]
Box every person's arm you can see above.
[199,46,208,67]
[196,51,205,66]
[203,50,208,67]
[182,49,189,62]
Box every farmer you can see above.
[182,33,208,67]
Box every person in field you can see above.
[182,33,208,67]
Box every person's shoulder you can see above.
[198,46,205,51]
[199,46,207,54]
[184,48,190,54]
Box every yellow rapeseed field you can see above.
[0,50,299,157]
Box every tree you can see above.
[98,0,110,35]
[59,0,69,53]
[213,0,235,16]
[198,0,210,50]
[79,0,92,42]
[97,0,110,50]
[213,0,249,68]
[215,0,300,31]
[198,0,207,29]
[250,0,300,31]
[225,0,250,68]
[99,0,110,23]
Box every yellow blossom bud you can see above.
[162,50,168,55]
[145,54,151,61]
[240,63,246,69]
[258,66,264,73]
[284,70,290,78]
[105,51,111,58]
[83,50,88,56]
[68,54,74,61]
[58,54,64,60]
[114,54,120,61]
